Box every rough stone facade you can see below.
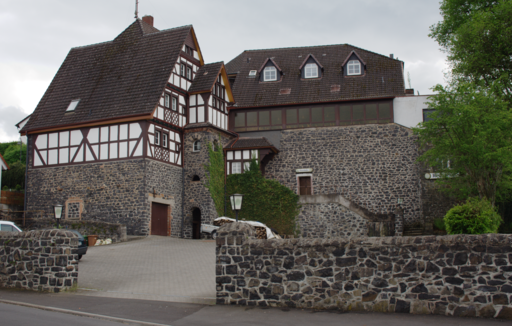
[262,124,422,232]
[182,127,234,239]
[0,230,79,292]
[216,223,512,319]
[26,132,183,236]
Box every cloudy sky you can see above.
[0,0,448,142]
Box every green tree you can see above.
[413,79,512,206]
[2,143,27,166]
[203,136,225,216]
[1,161,25,190]
[429,0,512,97]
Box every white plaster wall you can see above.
[393,95,432,129]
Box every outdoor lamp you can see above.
[230,194,244,222]
[53,204,63,228]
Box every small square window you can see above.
[193,140,201,152]
[423,109,435,122]
[155,131,161,146]
[347,60,361,75]
[232,162,241,174]
[264,66,277,81]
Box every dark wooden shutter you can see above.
[299,177,312,195]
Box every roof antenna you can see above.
[134,0,139,19]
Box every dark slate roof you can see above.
[225,137,275,149]
[225,44,405,108]
[188,62,224,93]
[22,20,192,133]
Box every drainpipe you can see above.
[23,135,29,226]
[180,149,185,238]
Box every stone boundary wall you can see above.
[216,223,512,320]
[0,230,79,292]
[24,218,127,243]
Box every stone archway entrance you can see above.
[192,208,201,239]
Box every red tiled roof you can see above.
[0,153,9,170]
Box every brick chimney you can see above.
[405,89,414,95]
[142,15,154,27]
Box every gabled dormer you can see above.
[342,51,366,76]
[299,54,323,79]
[258,58,282,82]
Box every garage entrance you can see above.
[192,208,201,239]
[151,202,169,236]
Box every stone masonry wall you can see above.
[183,127,234,239]
[299,203,368,238]
[216,223,512,319]
[0,230,79,292]
[145,159,183,237]
[263,124,422,231]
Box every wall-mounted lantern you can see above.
[53,204,63,228]
[230,194,244,222]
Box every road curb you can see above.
[0,299,171,326]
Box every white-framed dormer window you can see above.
[347,60,361,75]
[305,63,318,78]
[66,99,80,112]
[193,140,201,152]
[164,94,170,108]
[249,70,257,77]
[155,130,161,146]
[263,66,277,81]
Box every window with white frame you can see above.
[66,99,80,112]
[155,130,161,146]
[347,60,361,75]
[172,97,177,111]
[193,140,201,152]
[232,162,242,174]
[164,94,170,108]
[264,66,277,81]
[187,67,192,80]
[305,63,318,78]
[162,133,168,148]
[181,64,186,77]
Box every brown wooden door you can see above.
[299,177,312,195]
[192,208,201,239]
[151,202,168,236]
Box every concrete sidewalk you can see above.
[76,236,216,304]
[0,289,507,326]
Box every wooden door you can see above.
[151,202,169,236]
[299,177,312,195]
[192,208,201,239]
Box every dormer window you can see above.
[66,99,80,112]
[249,70,257,77]
[264,66,277,81]
[347,60,361,75]
[305,63,318,78]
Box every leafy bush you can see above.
[444,197,502,234]
[433,218,446,231]
[226,159,300,236]
[1,161,26,190]
[0,142,26,165]
[203,137,225,216]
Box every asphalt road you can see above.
[0,289,509,326]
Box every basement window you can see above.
[66,99,80,112]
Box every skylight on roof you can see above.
[249,70,257,76]
[66,99,80,112]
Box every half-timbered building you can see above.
[21,17,424,238]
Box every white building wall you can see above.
[393,95,432,129]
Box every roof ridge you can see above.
[203,61,224,65]
[142,24,192,37]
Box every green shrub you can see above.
[444,197,502,234]
[433,218,446,231]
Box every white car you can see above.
[201,217,280,240]
[0,221,22,232]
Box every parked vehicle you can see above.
[0,221,22,232]
[69,230,88,260]
[201,217,280,239]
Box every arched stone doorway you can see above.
[192,207,201,239]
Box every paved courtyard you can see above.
[76,236,216,304]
